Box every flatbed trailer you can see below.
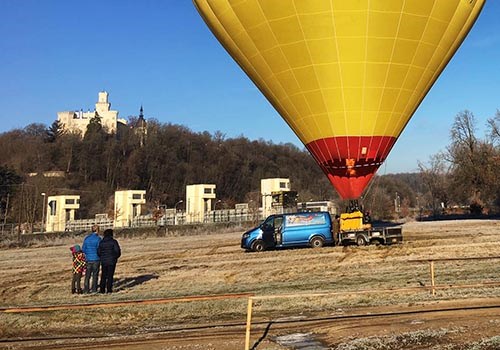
[338,226,403,246]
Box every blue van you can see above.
[241,212,333,252]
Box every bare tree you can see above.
[447,111,481,205]
[449,110,477,158]
[446,110,499,213]
[487,109,500,145]
[486,110,500,212]
[418,153,449,216]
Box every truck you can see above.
[241,210,403,252]
[241,212,334,252]
[337,210,403,246]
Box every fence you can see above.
[156,210,261,226]
[204,209,261,224]
[5,204,305,234]
[409,256,500,295]
[7,207,269,234]
[243,255,500,350]
[63,209,262,232]
[65,218,114,232]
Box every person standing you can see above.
[70,244,86,294]
[82,224,101,293]
[98,229,121,294]
[332,214,341,246]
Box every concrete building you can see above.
[57,91,127,136]
[114,190,146,228]
[45,195,80,232]
[261,178,291,217]
[186,184,216,224]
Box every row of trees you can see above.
[1,109,499,231]
[418,110,500,215]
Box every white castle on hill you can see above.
[57,91,128,136]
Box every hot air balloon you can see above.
[193,0,485,199]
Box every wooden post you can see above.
[430,261,436,295]
[244,297,253,350]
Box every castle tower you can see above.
[135,105,147,147]
[95,91,111,115]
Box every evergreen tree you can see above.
[45,119,65,143]
[85,113,103,137]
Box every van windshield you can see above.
[262,216,274,229]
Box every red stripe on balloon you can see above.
[306,136,397,199]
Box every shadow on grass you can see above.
[372,220,404,228]
[114,274,159,291]
[251,321,274,350]
[416,213,500,222]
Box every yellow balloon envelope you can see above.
[193,0,485,199]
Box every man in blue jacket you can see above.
[82,224,101,293]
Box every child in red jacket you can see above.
[70,245,86,294]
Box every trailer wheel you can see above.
[356,235,367,246]
[251,240,266,252]
[310,236,324,248]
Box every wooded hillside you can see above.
[0,118,338,223]
[1,109,499,227]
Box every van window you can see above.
[274,216,283,230]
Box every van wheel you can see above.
[310,236,324,248]
[252,240,266,252]
[356,235,367,246]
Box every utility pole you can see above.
[3,193,9,226]
[174,200,183,225]
[395,192,401,213]
[41,193,46,233]
[1,193,9,235]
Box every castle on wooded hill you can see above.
[57,91,128,136]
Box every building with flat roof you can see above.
[114,190,146,228]
[186,184,216,224]
[45,195,80,232]
[261,178,291,217]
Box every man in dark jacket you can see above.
[97,229,121,294]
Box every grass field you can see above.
[1,219,500,348]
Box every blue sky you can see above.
[0,1,499,174]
